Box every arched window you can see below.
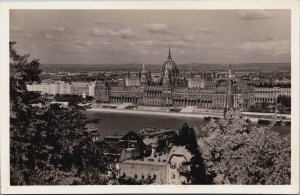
[171,173,176,179]
[171,162,176,169]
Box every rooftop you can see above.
[120,145,193,166]
[104,135,123,139]
[72,82,90,87]
[85,128,98,133]
[168,146,193,162]
[138,128,175,136]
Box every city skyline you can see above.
[10,10,290,65]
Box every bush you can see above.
[200,110,290,184]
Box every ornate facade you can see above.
[94,48,253,110]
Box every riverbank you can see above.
[88,107,209,118]
[88,106,292,123]
[88,107,274,123]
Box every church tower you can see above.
[189,66,193,79]
[140,63,148,86]
[125,69,130,86]
[224,65,234,116]
[94,79,110,103]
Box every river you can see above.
[85,110,290,138]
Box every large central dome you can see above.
[161,47,179,87]
[161,48,179,75]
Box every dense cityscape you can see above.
[27,48,291,115]
[20,47,291,184]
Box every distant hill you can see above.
[40,63,291,73]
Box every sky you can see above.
[10,10,290,65]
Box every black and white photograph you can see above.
[1,0,299,194]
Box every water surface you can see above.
[85,111,290,138]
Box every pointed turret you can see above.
[140,63,148,86]
[148,70,152,80]
[189,66,193,78]
[161,46,179,88]
[142,63,146,73]
[168,46,172,59]
[224,65,234,116]
[127,69,130,78]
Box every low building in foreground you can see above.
[119,145,193,185]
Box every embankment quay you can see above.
[88,104,291,124]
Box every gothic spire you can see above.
[127,69,130,78]
[142,63,147,74]
[224,64,234,116]
[168,46,172,59]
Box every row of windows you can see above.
[254,97,276,102]
[122,172,157,180]
[143,100,161,105]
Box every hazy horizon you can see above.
[40,62,291,72]
[41,62,291,65]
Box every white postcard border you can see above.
[0,0,299,194]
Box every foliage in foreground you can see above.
[10,42,106,185]
[54,94,93,105]
[199,111,291,184]
[176,123,210,184]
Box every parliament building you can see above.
[94,48,254,111]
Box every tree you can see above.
[176,123,198,150]
[248,105,256,112]
[176,123,208,184]
[261,101,268,112]
[248,102,273,113]
[54,94,84,105]
[10,42,106,185]
[54,94,94,105]
[277,95,291,107]
[199,110,290,184]
[85,95,94,102]
[10,41,44,184]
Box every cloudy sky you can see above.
[10,10,290,65]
